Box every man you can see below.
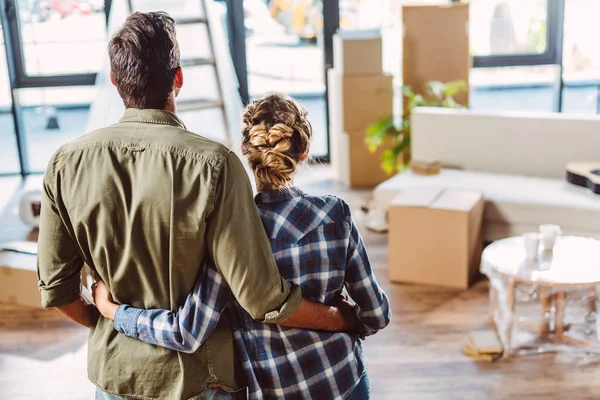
[37,11,355,400]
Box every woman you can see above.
[93,93,391,399]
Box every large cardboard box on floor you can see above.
[327,69,393,132]
[388,188,484,289]
[333,29,383,75]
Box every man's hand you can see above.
[277,297,358,332]
[91,271,119,321]
[331,293,358,331]
[56,295,98,328]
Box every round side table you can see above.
[481,236,600,354]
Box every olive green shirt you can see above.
[36,108,302,399]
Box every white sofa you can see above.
[373,108,600,241]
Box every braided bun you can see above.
[242,93,312,190]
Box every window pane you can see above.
[561,86,599,114]
[130,0,205,20]
[17,0,106,76]
[550,0,600,115]
[470,0,548,56]
[470,65,558,112]
[563,0,600,83]
[19,86,96,172]
[244,0,327,157]
[0,20,21,174]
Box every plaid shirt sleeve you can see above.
[342,201,391,336]
[113,262,232,354]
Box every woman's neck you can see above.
[256,181,294,193]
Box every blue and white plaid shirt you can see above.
[114,187,391,399]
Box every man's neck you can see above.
[164,99,177,114]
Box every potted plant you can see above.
[365,80,467,175]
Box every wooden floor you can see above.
[1,169,600,399]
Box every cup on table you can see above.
[539,224,562,251]
[523,233,540,260]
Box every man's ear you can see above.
[174,67,183,90]
[299,148,310,162]
[109,71,116,86]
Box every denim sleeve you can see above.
[112,262,232,354]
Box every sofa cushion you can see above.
[374,169,600,240]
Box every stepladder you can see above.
[125,0,234,148]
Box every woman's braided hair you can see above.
[241,93,312,190]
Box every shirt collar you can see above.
[119,108,186,129]
[255,186,305,205]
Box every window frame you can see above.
[472,0,566,111]
[0,0,112,176]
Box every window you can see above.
[243,0,328,157]
[470,65,559,112]
[0,17,21,175]
[470,0,548,57]
[1,0,110,174]
[560,0,600,114]
[18,86,96,172]
[16,0,106,76]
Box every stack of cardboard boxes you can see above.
[328,30,394,188]
[384,3,476,289]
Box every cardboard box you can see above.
[0,243,92,308]
[0,251,41,308]
[410,159,441,176]
[328,70,394,132]
[333,29,383,75]
[331,128,393,189]
[388,188,484,289]
[327,68,343,146]
[402,3,470,106]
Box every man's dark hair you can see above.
[108,12,180,109]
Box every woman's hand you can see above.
[91,271,119,321]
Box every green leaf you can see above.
[366,116,395,152]
[369,79,467,174]
[442,80,467,97]
[402,85,415,99]
[381,148,401,175]
[427,81,444,99]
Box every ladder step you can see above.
[181,57,215,68]
[175,16,208,25]
[177,99,223,112]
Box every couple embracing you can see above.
[37,11,390,400]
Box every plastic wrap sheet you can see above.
[483,263,600,360]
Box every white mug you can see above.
[539,224,562,251]
[523,233,540,260]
